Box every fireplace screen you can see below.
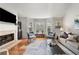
[0,33,14,46]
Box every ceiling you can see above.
[0,3,71,18]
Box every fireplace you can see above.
[0,33,14,46]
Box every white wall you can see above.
[63,4,79,34]
[48,3,70,17]
[18,17,28,38]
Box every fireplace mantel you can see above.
[0,22,18,52]
[0,30,15,36]
[0,22,17,40]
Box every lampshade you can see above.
[60,27,63,31]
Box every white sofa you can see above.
[59,37,79,55]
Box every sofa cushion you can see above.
[67,35,77,42]
[60,32,68,39]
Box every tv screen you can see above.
[0,8,16,24]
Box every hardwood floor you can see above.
[8,39,30,55]
[36,38,46,40]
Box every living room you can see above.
[0,3,79,55]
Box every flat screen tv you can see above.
[0,8,16,24]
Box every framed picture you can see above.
[74,16,79,29]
